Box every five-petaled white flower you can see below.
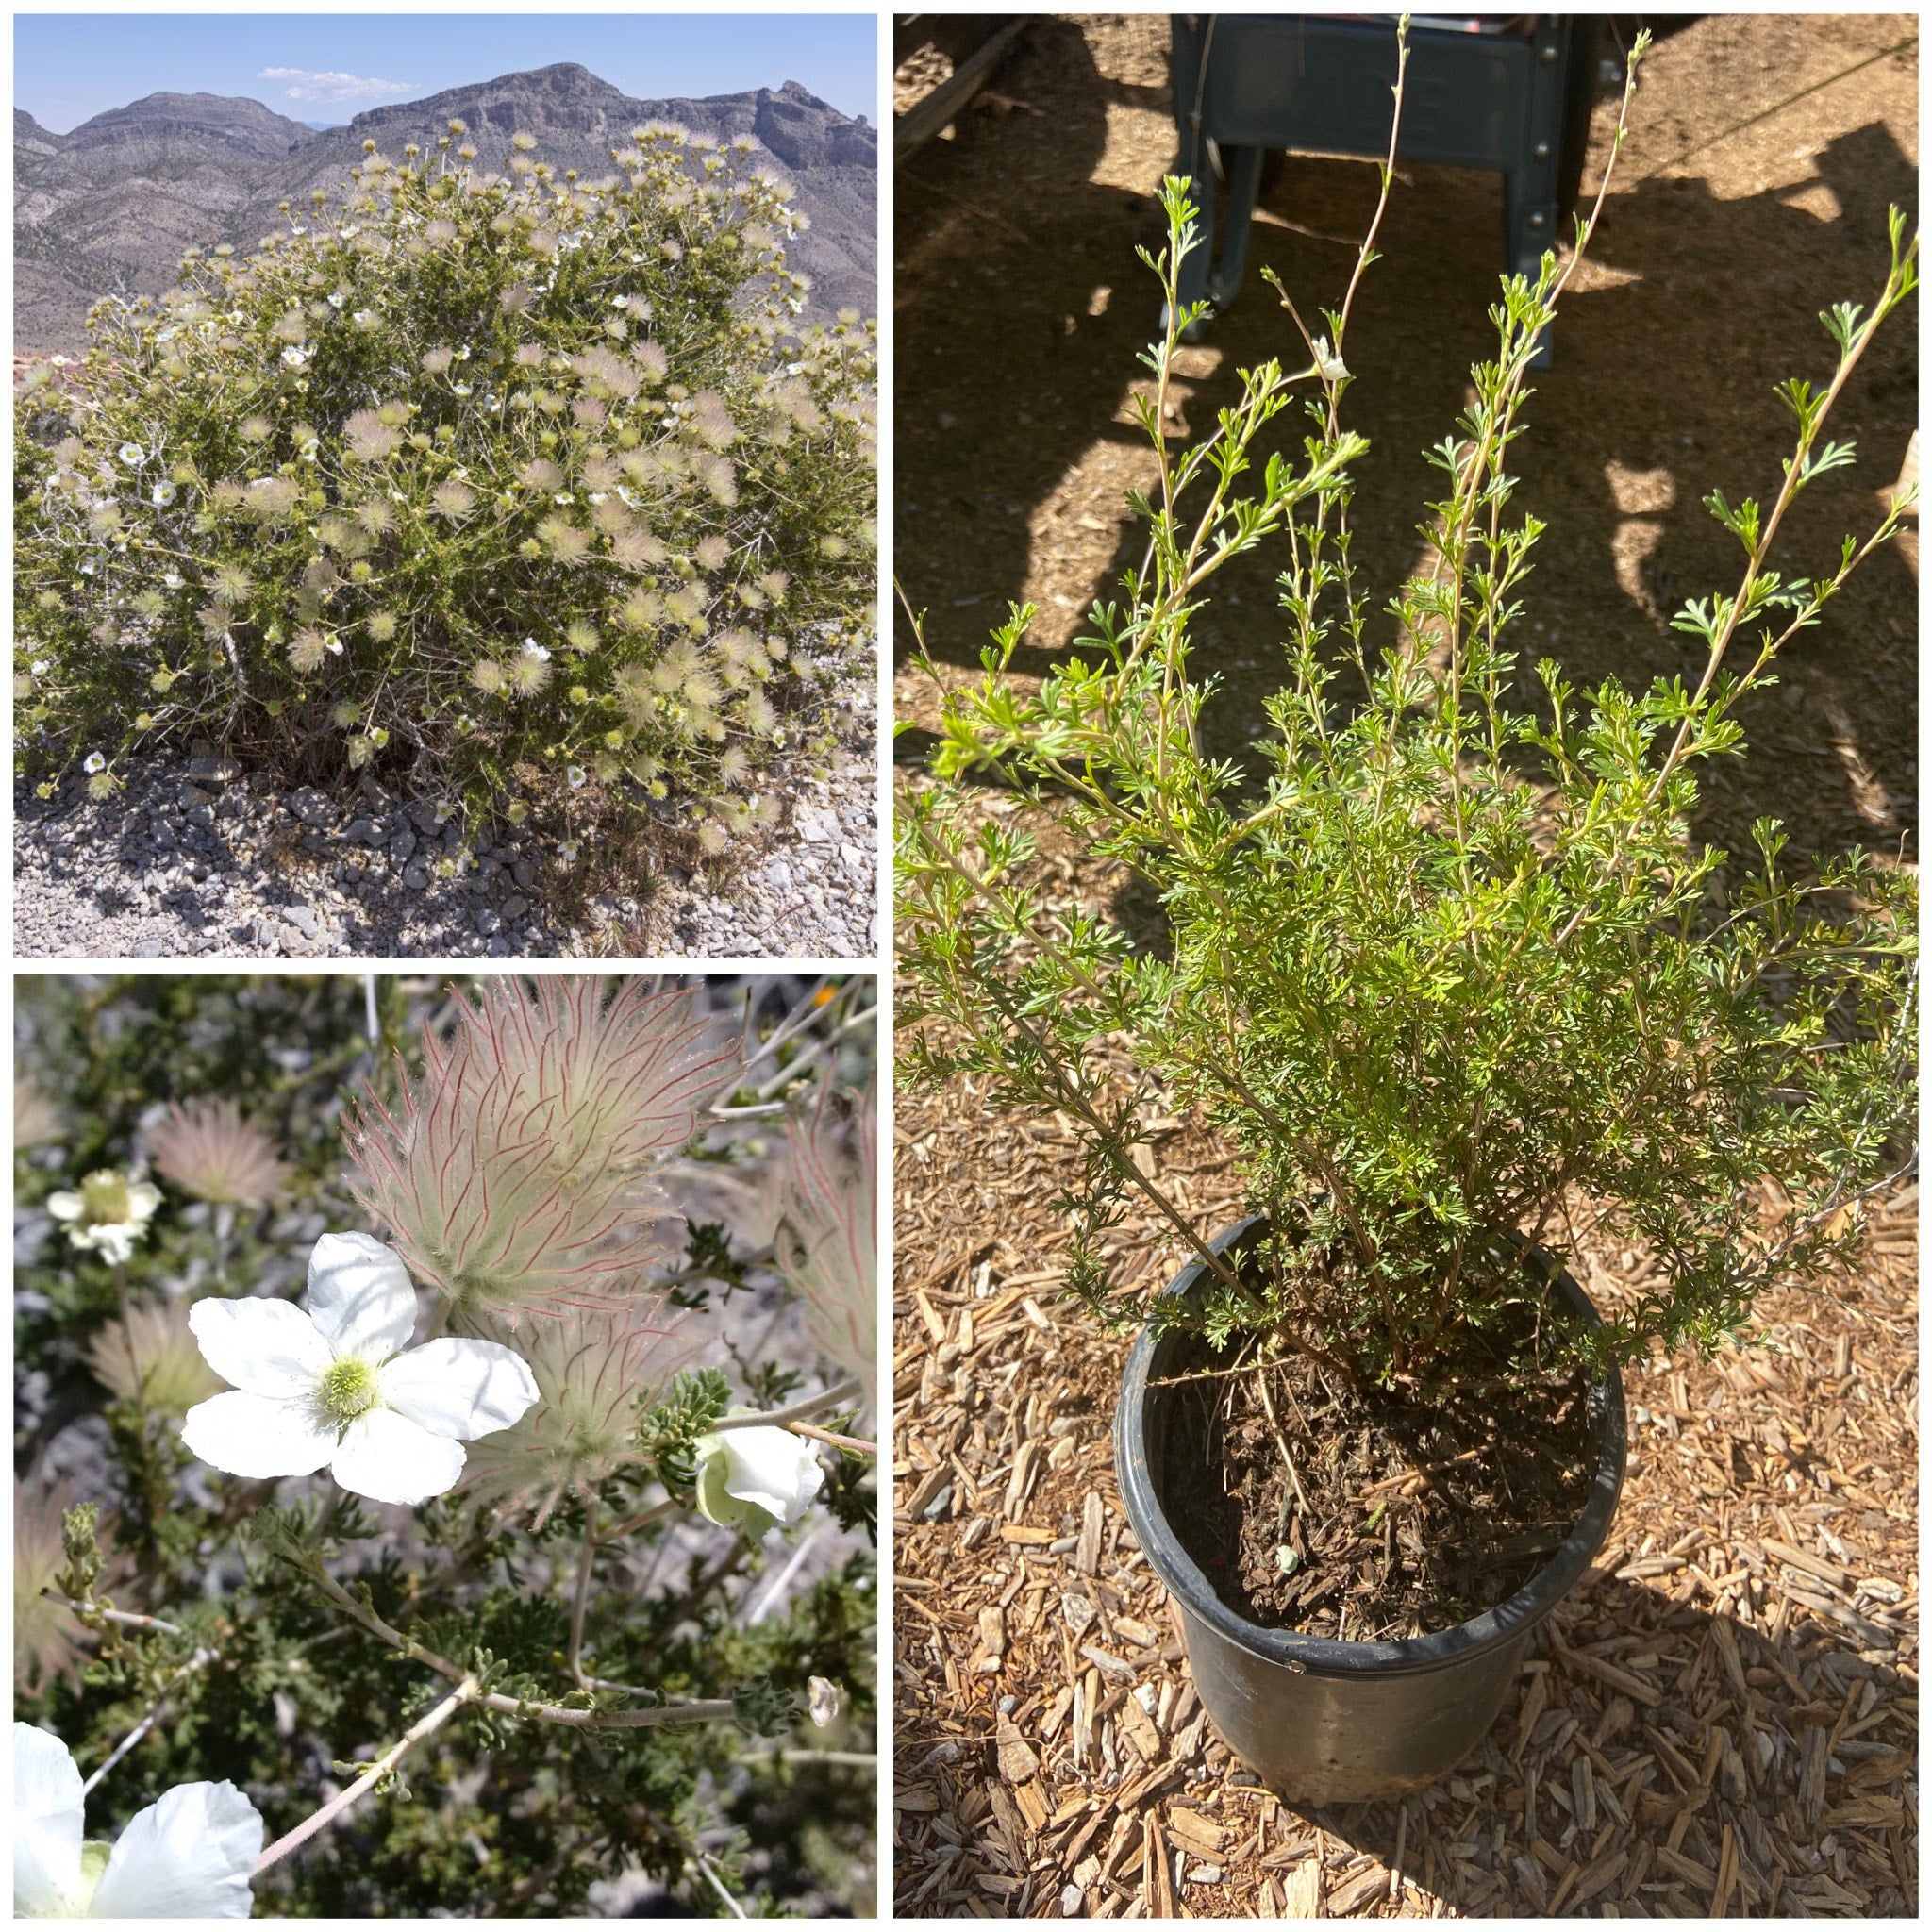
[14,1723,261,1919]
[694,1424,824,1537]
[116,443,143,468]
[181,1232,538,1506]
[46,1170,160,1264]
[520,638,551,661]
[281,346,307,369]
[566,765,587,790]
[82,753,107,774]
[151,482,177,507]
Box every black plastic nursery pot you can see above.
[1114,1214,1626,1805]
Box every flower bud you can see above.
[693,1424,823,1536]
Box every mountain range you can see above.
[15,62,875,350]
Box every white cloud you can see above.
[259,67,418,106]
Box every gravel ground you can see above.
[13,689,879,960]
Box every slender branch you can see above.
[48,1591,184,1635]
[710,1378,861,1432]
[739,1748,877,1769]
[694,1853,749,1922]
[581,1675,725,1704]
[784,1419,876,1457]
[636,1799,749,1921]
[255,1677,476,1875]
[598,1497,680,1542]
[81,1648,216,1797]
[302,1566,738,1729]
[747,1006,877,1103]
[566,1499,598,1689]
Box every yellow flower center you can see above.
[316,1357,380,1426]
[77,1171,133,1226]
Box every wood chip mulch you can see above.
[891,1021,1918,1918]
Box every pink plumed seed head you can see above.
[345,976,740,1323]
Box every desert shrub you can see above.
[15,121,875,856]
[15,974,877,1916]
[898,46,1918,1384]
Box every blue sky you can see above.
[16,12,878,132]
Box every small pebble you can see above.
[13,658,875,958]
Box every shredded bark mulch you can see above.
[891,1062,1917,1917]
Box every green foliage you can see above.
[734,1676,799,1736]
[897,58,1917,1386]
[642,1367,736,1492]
[16,974,875,1917]
[15,121,875,858]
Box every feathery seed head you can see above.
[85,1296,224,1413]
[774,1082,878,1409]
[346,977,740,1324]
[461,1299,698,1526]
[15,1480,89,1691]
[15,1074,65,1150]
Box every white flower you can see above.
[452,383,473,396]
[588,491,608,505]
[808,1676,841,1727]
[694,1424,823,1536]
[48,355,71,367]
[339,225,359,239]
[46,1170,160,1264]
[566,765,587,790]
[327,291,346,308]
[151,482,176,507]
[14,1722,261,1919]
[352,309,375,328]
[520,638,551,662]
[30,659,49,675]
[181,1232,538,1506]
[281,346,307,369]
[82,753,106,774]
[162,572,184,590]
[1311,335,1350,383]
[558,841,579,864]
[116,443,143,468]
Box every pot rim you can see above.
[1115,1213,1627,1678]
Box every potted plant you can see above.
[896,32,1917,1801]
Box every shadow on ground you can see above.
[895,16,1917,870]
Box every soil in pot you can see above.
[1157,1281,1600,1642]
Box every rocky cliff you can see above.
[16,64,875,350]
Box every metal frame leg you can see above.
[1207,145,1266,310]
